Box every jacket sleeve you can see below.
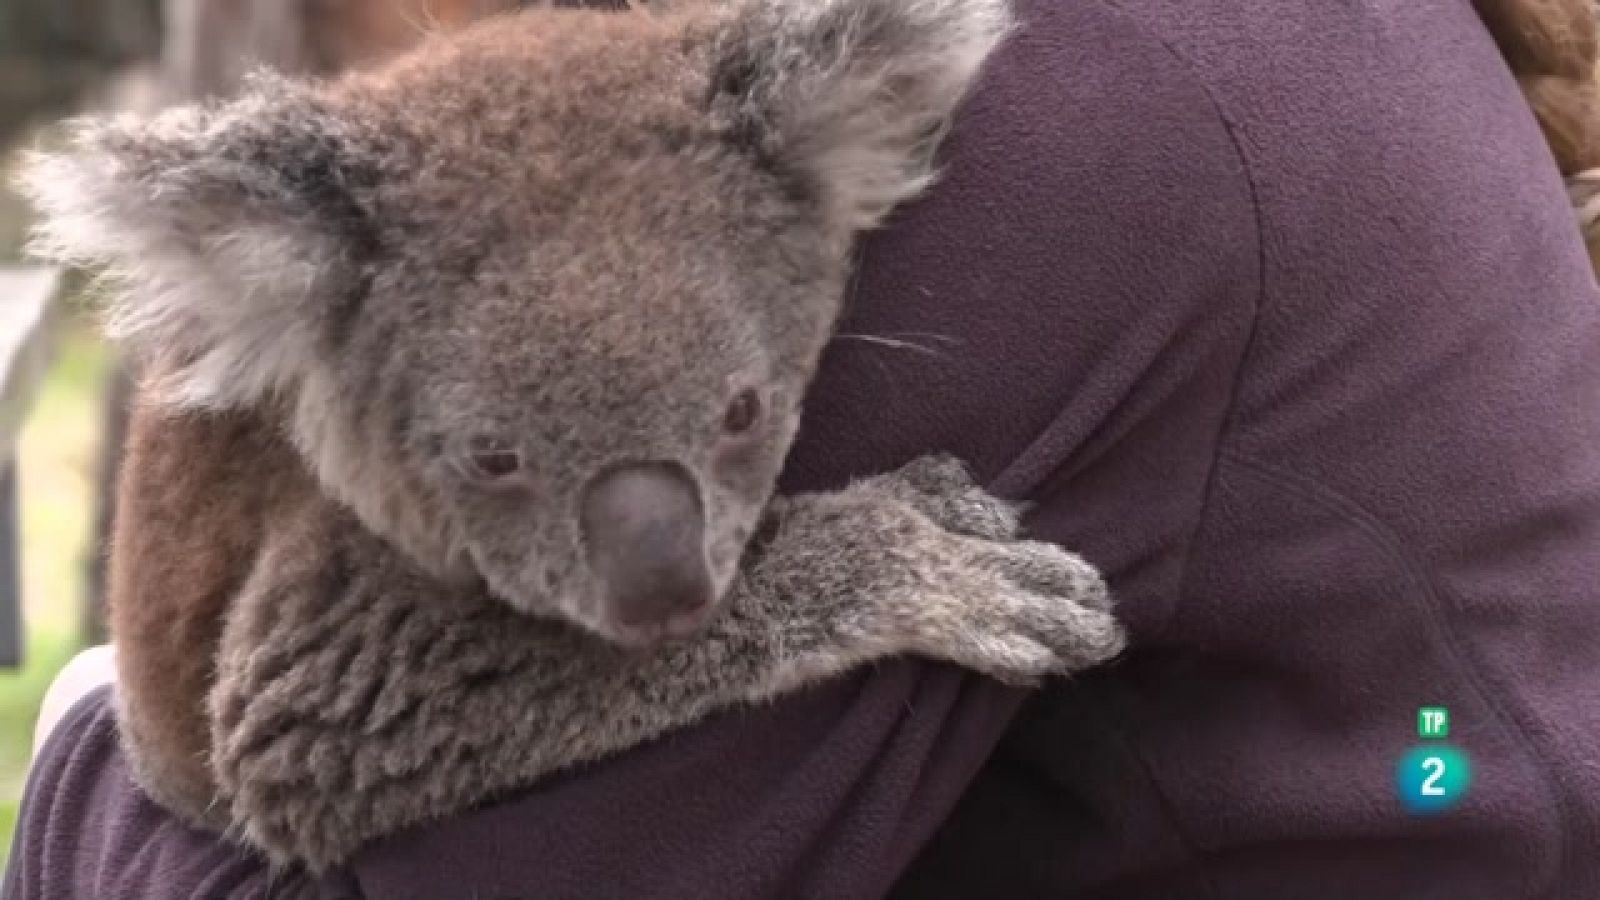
[3,685,358,900]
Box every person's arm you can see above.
[6,684,360,900]
[899,2,1600,897]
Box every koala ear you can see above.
[17,74,380,410]
[708,0,1013,233]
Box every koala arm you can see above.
[208,456,1124,873]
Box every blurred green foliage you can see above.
[0,318,111,871]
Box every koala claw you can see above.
[864,454,1022,541]
[978,539,1116,614]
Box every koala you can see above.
[22,0,1125,871]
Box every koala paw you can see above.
[835,456,1126,684]
[771,455,1123,686]
[909,533,1124,684]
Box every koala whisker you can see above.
[832,332,952,357]
[885,331,962,345]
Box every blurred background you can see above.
[0,0,162,868]
[0,0,529,870]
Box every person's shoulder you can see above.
[991,0,1250,160]
[957,0,1262,265]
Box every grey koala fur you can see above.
[21,0,1125,871]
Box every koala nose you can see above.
[580,461,715,641]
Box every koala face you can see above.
[348,137,833,643]
[398,270,805,644]
[23,0,1011,644]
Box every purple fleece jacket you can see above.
[8,0,1600,897]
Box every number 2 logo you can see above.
[1420,756,1446,796]
[1398,747,1470,814]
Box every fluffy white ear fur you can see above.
[16,76,361,411]
[712,0,1014,233]
[20,0,1009,407]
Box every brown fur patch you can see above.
[309,0,523,73]
[1474,1,1600,274]
[107,398,314,822]
[1474,0,1600,174]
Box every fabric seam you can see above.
[1056,4,1271,896]
[1225,451,1570,899]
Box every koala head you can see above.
[21,0,1011,645]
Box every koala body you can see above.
[24,0,1124,870]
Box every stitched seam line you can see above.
[990,16,1266,537]
[1017,0,1268,651]
[995,6,1271,895]
[1087,4,1271,644]
[1036,6,1269,896]
[1225,451,1570,898]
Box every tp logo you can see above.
[1396,706,1471,815]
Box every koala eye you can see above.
[722,388,763,435]
[464,436,523,481]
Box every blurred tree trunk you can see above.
[0,0,163,147]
